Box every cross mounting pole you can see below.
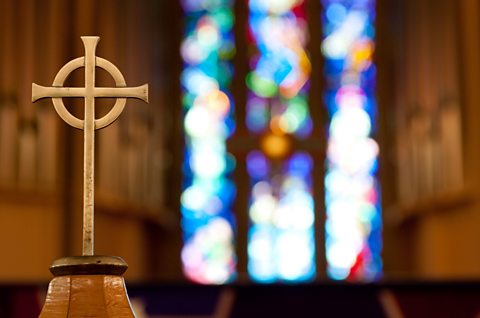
[31,36,149,256]
[83,36,96,256]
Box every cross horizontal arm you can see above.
[32,83,149,103]
[94,84,148,102]
[32,83,86,102]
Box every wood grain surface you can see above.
[39,275,135,317]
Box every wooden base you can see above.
[39,256,135,317]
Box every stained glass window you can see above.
[321,0,382,280]
[179,0,382,284]
[180,0,237,284]
[246,0,316,283]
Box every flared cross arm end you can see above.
[32,83,47,103]
[132,83,149,103]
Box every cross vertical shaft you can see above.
[82,37,98,256]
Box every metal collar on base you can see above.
[50,256,128,276]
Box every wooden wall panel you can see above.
[381,0,480,278]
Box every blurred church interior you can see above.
[0,0,479,317]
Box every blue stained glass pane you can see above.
[322,0,382,281]
[180,1,237,284]
[246,0,313,137]
[246,0,315,283]
[247,151,316,282]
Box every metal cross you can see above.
[32,36,149,256]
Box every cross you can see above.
[32,36,148,256]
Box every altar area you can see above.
[1,282,480,317]
[0,0,480,317]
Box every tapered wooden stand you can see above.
[39,256,135,317]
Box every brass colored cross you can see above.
[32,36,149,256]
